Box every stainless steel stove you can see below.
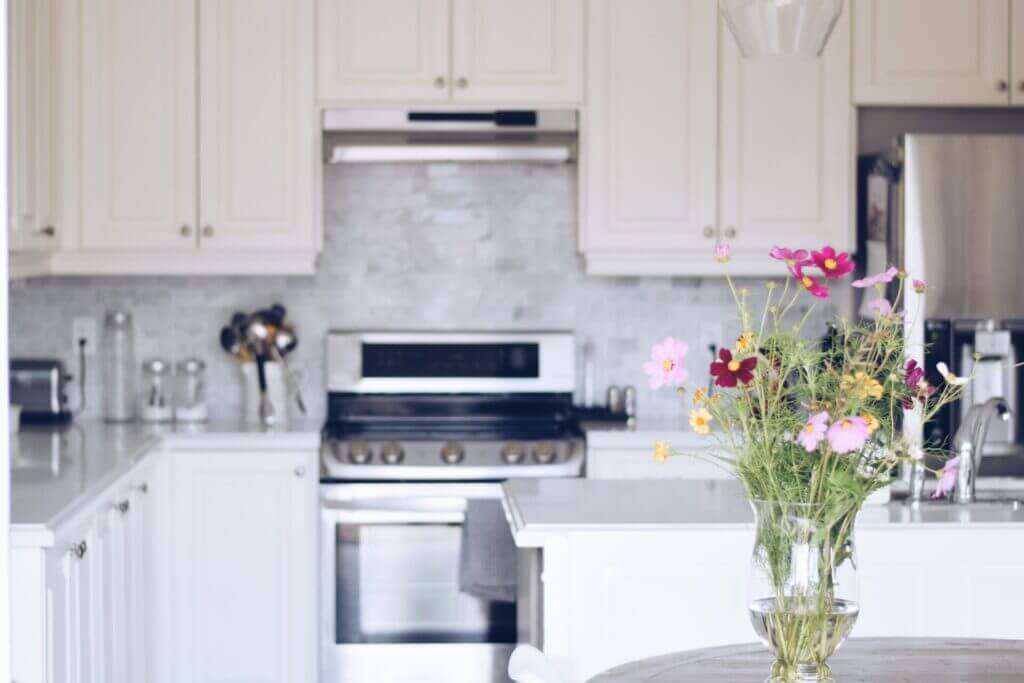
[319,331,581,683]
[320,331,584,482]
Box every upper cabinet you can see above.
[50,0,318,275]
[317,0,583,104]
[854,0,1013,106]
[1014,0,1024,104]
[581,0,853,276]
[8,0,58,261]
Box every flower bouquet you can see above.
[645,244,966,682]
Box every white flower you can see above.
[936,362,969,386]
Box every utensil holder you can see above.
[241,361,288,427]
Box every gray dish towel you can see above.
[458,499,517,603]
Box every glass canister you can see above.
[102,311,136,422]
[174,358,208,423]
[140,358,173,422]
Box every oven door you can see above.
[320,483,516,683]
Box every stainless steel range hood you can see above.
[323,109,578,164]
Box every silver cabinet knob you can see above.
[294,466,306,478]
[456,77,468,89]
[180,225,192,237]
[434,76,446,89]
[998,79,1009,92]
[134,482,148,494]
[38,225,56,237]
[202,225,214,237]
[70,541,87,559]
[703,226,714,239]
[724,226,737,239]
[113,500,130,515]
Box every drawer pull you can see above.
[70,541,87,559]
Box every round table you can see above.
[588,638,1024,682]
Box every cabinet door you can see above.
[720,6,853,256]
[44,547,72,683]
[80,0,198,249]
[126,479,149,683]
[170,450,318,683]
[59,522,97,683]
[1013,0,1024,104]
[198,0,316,250]
[450,0,583,103]
[854,0,1011,105]
[8,0,57,253]
[317,0,451,102]
[581,0,718,272]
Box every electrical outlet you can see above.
[699,322,724,357]
[72,317,98,357]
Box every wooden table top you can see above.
[588,638,1024,682]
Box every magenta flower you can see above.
[826,416,869,454]
[709,348,757,388]
[809,246,855,280]
[797,411,830,452]
[769,246,809,266]
[852,266,899,289]
[913,279,926,294]
[867,298,892,316]
[791,263,830,299]
[931,456,960,499]
[715,242,732,263]
[904,359,925,390]
[643,337,689,390]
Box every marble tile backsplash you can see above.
[9,163,837,423]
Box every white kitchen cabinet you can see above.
[79,0,198,251]
[853,0,1012,106]
[317,0,582,104]
[450,0,583,103]
[719,8,852,257]
[8,0,58,274]
[581,0,718,274]
[199,0,315,250]
[1013,0,1024,105]
[317,0,451,102]
[55,516,98,683]
[169,450,318,683]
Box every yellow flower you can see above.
[735,332,755,354]
[692,387,708,405]
[862,413,880,434]
[689,408,713,435]
[653,440,672,463]
[840,371,884,401]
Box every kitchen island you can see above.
[503,479,1024,683]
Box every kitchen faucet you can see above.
[951,397,1012,504]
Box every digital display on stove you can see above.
[362,343,540,378]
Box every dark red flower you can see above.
[710,348,757,388]
[903,359,935,407]
[904,359,925,391]
[810,246,855,280]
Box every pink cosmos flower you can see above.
[796,411,830,452]
[715,242,732,263]
[643,337,689,390]
[852,266,899,289]
[826,416,869,454]
[931,456,960,499]
[809,246,855,279]
[791,263,830,299]
[769,246,809,266]
[867,298,892,316]
[913,279,926,294]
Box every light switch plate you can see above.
[72,317,98,357]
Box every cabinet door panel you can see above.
[451,0,583,103]
[80,0,197,249]
[199,0,315,250]
[582,0,717,253]
[317,0,451,102]
[1013,0,1024,105]
[721,7,852,253]
[854,0,1011,105]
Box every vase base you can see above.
[766,661,833,682]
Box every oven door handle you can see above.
[322,506,466,526]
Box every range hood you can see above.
[323,109,577,164]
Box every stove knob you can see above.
[329,440,347,463]
[381,442,404,465]
[532,442,558,464]
[348,441,373,464]
[440,441,465,465]
[501,442,526,464]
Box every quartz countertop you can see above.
[502,479,1024,547]
[11,420,321,531]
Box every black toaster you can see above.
[10,358,73,421]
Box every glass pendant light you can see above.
[720,0,844,59]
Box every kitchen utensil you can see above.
[219,326,241,357]
[270,327,306,414]
[102,311,136,422]
[241,361,288,427]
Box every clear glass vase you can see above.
[747,500,859,682]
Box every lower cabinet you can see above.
[168,450,318,683]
